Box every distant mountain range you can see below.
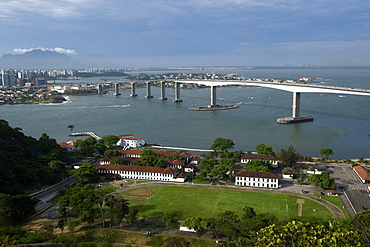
[0,50,99,69]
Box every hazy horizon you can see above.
[1,1,370,67]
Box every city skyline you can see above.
[1,1,370,67]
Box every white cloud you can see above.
[13,47,77,55]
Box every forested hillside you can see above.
[0,119,67,195]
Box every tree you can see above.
[210,138,235,152]
[67,124,75,132]
[126,206,139,228]
[242,206,256,219]
[110,157,129,165]
[0,193,38,226]
[307,172,335,189]
[353,209,370,244]
[278,145,299,168]
[198,159,217,173]
[46,160,68,183]
[72,163,99,184]
[218,210,240,240]
[162,211,179,233]
[96,185,117,227]
[104,150,119,157]
[163,237,190,247]
[255,220,364,247]
[320,148,334,160]
[109,197,129,228]
[184,216,208,237]
[210,165,229,181]
[244,159,273,172]
[255,143,275,155]
[100,135,119,148]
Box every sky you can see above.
[1,0,370,67]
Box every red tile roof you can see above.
[117,134,134,138]
[118,149,191,158]
[176,172,187,178]
[192,156,200,161]
[282,169,293,175]
[241,154,278,161]
[235,171,279,179]
[101,156,139,163]
[94,164,177,175]
[58,141,76,148]
[119,150,142,155]
[353,166,370,181]
[163,159,185,166]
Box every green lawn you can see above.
[122,186,333,221]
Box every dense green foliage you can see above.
[210,137,235,152]
[255,143,275,155]
[244,159,273,172]
[308,172,335,189]
[0,119,67,195]
[0,193,38,226]
[59,184,129,226]
[277,145,300,168]
[135,150,167,168]
[321,147,335,160]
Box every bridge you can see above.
[69,132,102,141]
[111,79,370,123]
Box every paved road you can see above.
[326,163,370,218]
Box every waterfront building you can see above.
[235,171,279,188]
[93,164,187,182]
[241,154,279,166]
[116,134,146,148]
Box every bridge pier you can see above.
[145,82,153,98]
[130,82,138,97]
[159,81,167,100]
[113,83,121,96]
[97,84,102,94]
[210,85,217,106]
[277,92,313,124]
[292,92,300,117]
[173,82,182,102]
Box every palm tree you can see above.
[67,124,75,132]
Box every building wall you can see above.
[235,176,279,188]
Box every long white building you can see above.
[94,164,187,182]
[235,171,279,189]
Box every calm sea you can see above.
[1,68,369,159]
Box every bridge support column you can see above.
[159,81,167,100]
[113,83,121,96]
[145,82,153,98]
[292,92,300,117]
[210,85,217,106]
[277,92,313,124]
[130,82,137,97]
[173,82,182,102]
[97,84,102,94]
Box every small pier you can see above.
[69,132,102,141]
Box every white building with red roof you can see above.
[58,141,76,151]
[353,165,370,183]
[235,171,279,189]
[94,164,187,182]
[116,134,145,148]
[241,154,279,166]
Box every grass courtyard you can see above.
[120,185,334,221]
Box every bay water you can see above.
[1,68,369,159]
